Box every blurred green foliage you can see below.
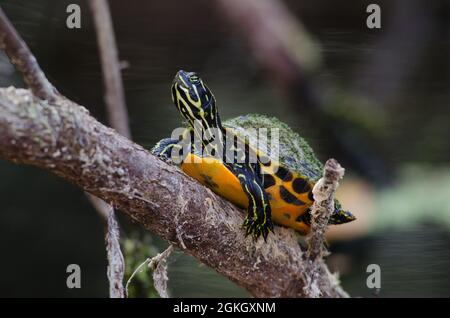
[123,234,160,298]
[375,166,450,230]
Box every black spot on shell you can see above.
[296,210,311,225]
[292,177,311,194]
[275,166,293,182]
[200,173,218,189]
[279,186,305,206]
[262,174,276,189]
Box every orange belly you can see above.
[181,153,313,234]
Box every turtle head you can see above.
[171,70,220,129]
[329,200,356,224]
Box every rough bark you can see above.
[0,87,348,298]
[305,159,346,297]
[105,204,126,298]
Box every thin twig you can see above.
[125,245,173,298]
[106,205,126,298]
[125,258,151,297]
[86,193,110,219]
[0,7,57,101]
[88,0,131,138]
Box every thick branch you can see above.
[0,87,347,298]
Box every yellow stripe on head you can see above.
[171,70,221,133]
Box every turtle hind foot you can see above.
[243,218,274,242]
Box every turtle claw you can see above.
[243,217,274,242]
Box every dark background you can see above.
[0,0,449,297]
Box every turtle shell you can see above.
[223,114,324,182]
[173,113,354,234]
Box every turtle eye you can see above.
[189,75,200,84]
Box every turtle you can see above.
[152,70,356,241]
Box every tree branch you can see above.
[148,245,173,298]
[0,87,348,297]
[0,8,57,101]
[305,159,346,297]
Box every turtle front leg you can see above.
[151,138,181,162]
[236,169,274,241]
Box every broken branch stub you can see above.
[303,159,346,297]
